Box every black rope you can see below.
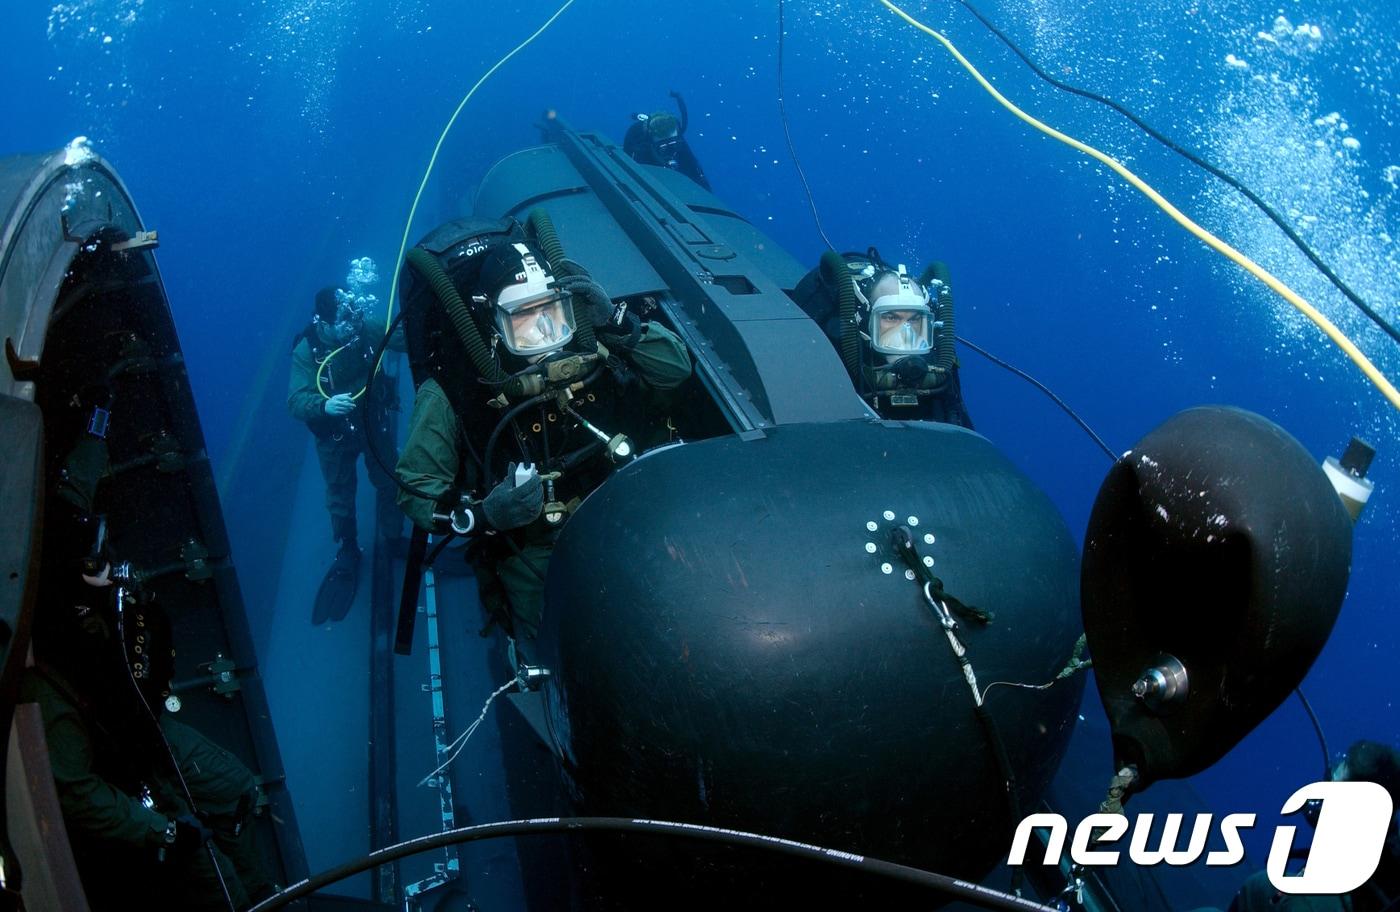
[957,334,1117,461]
[1294,686,1332,780]
[247,816,1058,912]
[953,0,1400,347]
[778,0,835,250]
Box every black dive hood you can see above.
[1081,406,1354,790]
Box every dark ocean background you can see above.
[3,0,1396,905]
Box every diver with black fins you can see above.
[287,258,404,625]
[623,90,712,190]
[393,214,691,658]
[792,247,974,427]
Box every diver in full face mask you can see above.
[287,257,405,624]
[622,91,712,190]
[792,248,974,427]
[395,230,692,650]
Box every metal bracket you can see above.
[111,230,159,252]
[202,654,240,698]
[169,652,241,699]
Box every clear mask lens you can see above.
[869,299,934,356]
[495,291,576,356]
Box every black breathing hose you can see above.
[820,250,862,375]
[246,816,1058,912]
[405,246,509,385]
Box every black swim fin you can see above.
[312,542,361,624]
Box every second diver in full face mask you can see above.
[792,248,973,427]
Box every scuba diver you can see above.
[21,414,273,909]
[623,90,712,190]
[791,247,974,428]
[394,217,691,655]
[1227,740,1400,912]
[287,258,404,625]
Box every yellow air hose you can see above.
[876,0,1400,412]
[316,0,579,400]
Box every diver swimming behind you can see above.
[287,260,404,625]
[623,90,711,190]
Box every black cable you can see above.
[422,534,455,570]
[1294,687,1332,780]
[481,391,552,488]
[247,816,1058,912]
[953,0,1400,347]
[113,588,237,912]
[778,0,835,250]
[957,334,1118,461]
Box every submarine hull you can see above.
[538,419,1085,902]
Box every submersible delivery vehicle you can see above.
[0,118,1373,910]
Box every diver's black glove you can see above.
[557,275,619,329]
[550,256,588,280]
[481,464,543,531]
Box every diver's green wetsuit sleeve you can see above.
[287,339,326,424]
[396,379,460,533]
[627,322,692,391]
[20,671,170,848]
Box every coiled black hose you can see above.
[820,250,862,375]
[405,246,508,386]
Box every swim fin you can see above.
[312,541,361,625]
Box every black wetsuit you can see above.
[623,96,711,190]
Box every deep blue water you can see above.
[4,0,1397,903]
